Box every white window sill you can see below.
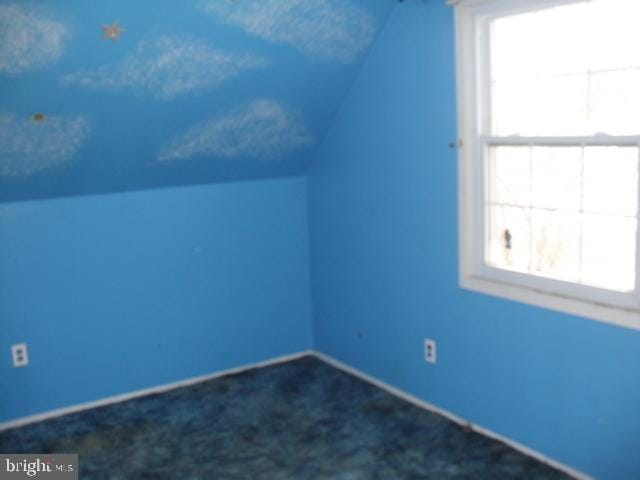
[461,274,640,331]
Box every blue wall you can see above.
[1,177,312,422]
[308,2,640,479]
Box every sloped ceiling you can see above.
[0,0,396,202]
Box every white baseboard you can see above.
[312,351,592,480]
[0,350,312,432]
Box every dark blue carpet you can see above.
[0,356,570,479]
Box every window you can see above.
[454,0,640,330]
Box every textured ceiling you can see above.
[0,0,396,202]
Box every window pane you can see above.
[492,76,589,137]
[583,147,638,217]
[490,11,540,82]
[485,145,638,292]
[531,147,581,211]
[491,3,590,81]
[489,1,640,136]
[581,214,636,292]
[590,69,640,136]
[531,209,581,283]
[489,146,530,206]
[491,78,538,136]
[534,3,590,77]
[488,205,531,272]
[535,75,589,137]
[588,0,640,71]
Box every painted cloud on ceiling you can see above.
[61,36,268,100]
[0,5,67,75]
[199,0,377,64]
[0,112,90,177]
[158,99,313,162]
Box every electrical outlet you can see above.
[424,339,437,364]
[12,343,29,367]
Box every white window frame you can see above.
[452,0,640,330]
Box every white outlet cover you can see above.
[12,343,29,367]
[424,339,437,364]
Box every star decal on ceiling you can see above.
[102,22,124,41]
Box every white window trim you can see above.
[453,0,640,331]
